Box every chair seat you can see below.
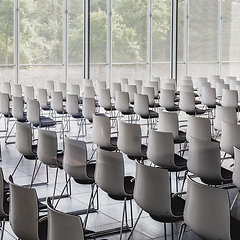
[24,145,38,160]
[174,131,186,144]
[140,110,159,119]
[149,103,160,108]
[36,116,56,128]
[186,107,206,115]
[108,176,134,201]
[165,105,179,112]
[121,106,135,115]
[150,195,185,222]
[99,137,118,151]
[74,163,95,184]
[230,215,240,240]
[127,144,148,160]
[71,109,83,118]
[201,167,232,185]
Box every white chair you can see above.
[225,75,236,85]
[222,89,240,110]
[159,89,179,111]
[1,82,11,97]
[96,81,107,96]
[9,176,48,240]
[216,82,229,99]
[119,77,128,92]
[128,161,185,240]
[66,94,85,138]
[117,121,147,160]
[24,85,35,104]
[69,83,82,103]
[57,82,67,101]
[179,177,238,240]
[45,80,54,98]
[94,148,134,239]
[82,97,96,123]
[197,81,210,96]
[214,105,237,138]
[141,86,160,108]
[133,79,143,94]
[12,84,22,97]
[179,91,205,115]
[220,121,240,158]
[201,86,219,109]
[12,96,26,122]
[37,88,51,112]
[157,111,186,145]
[98,89,116,116]
[188,136,232,185]
[125,84,137,104]
[111,82,121,100]
[92,113,117,151]
[147,81,159,99]
[211,78,224,89]
[51,91,67,121]
[83,78,93,87]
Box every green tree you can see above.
[0,0,14,64]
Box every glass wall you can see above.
[0,0,14,84]
[90,0,107,87]
[68,0,84,86]
[222,0,240,78]
[112,0,147,84]
[152,0,171,82]
[187,0,219,80]
[19,0,63,90]
[1,0,240,89]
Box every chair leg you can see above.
[12,155,24,176]
[120,197,127,240]
[0,219,5,240]
[52,167,59,205]
[178,222,187,240]
[127,209,143,240]
[230,191,240,211]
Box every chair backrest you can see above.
[134,161,175,218]
[157,111,180,139]
[0,168,8,218]
[111,82,121,99]
[115,91,130,112]
[222,89,238,108]
[82,97,95,122]
[134,93,149,117]
[197,81,210,95]
[13,84,22,97]
[9,176,40,240]
[98,89,112,109]
[181,80,193,87]
[70,83,81,97]
[12,96,25,121]
[141,86,155,105]
[161,82,176,92]
[83,86,95,98]
[119,78,128,92]
[16,121,34,156]
[126,85,137,103]
[201,86,216,106]
[66,94,79,117]
[182,75,192,81]
[147,81,159,98]
[180,85,193,93]
[147,130,175,168]
[233,147,240,189]
[225,75,236,85]
[152,76,161,89]
[63,138,89,180]
[117,121,143,157]
[37,88,48,108]
[96,81,107,96]
[236,84,240,102]
[1,82,11,96]
[95,148,126,197]
[184,177,231,240]
[159,89,175,109]
[83,78,93,87]
[25,85,35,104]
[27,99,41,126]
[230,79,237,90]
[37,128,58,166]
[52,91,64,113]
[179,91,195,112]
[92,114,112,148]
[209,74,220,85]
[58,82,67,100]
[214,105,237,132]
[220,121,240,157]
[45,80,54,97]
[134,79,143,94]
[216,83,229,98]
[186,116,212,142]
[211,78,224,88]
[46,197,84,240]
[0,93,10,116]
[188,136,222,181]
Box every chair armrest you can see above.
[172,191,187,198]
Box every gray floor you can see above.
[0,112,239,240]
